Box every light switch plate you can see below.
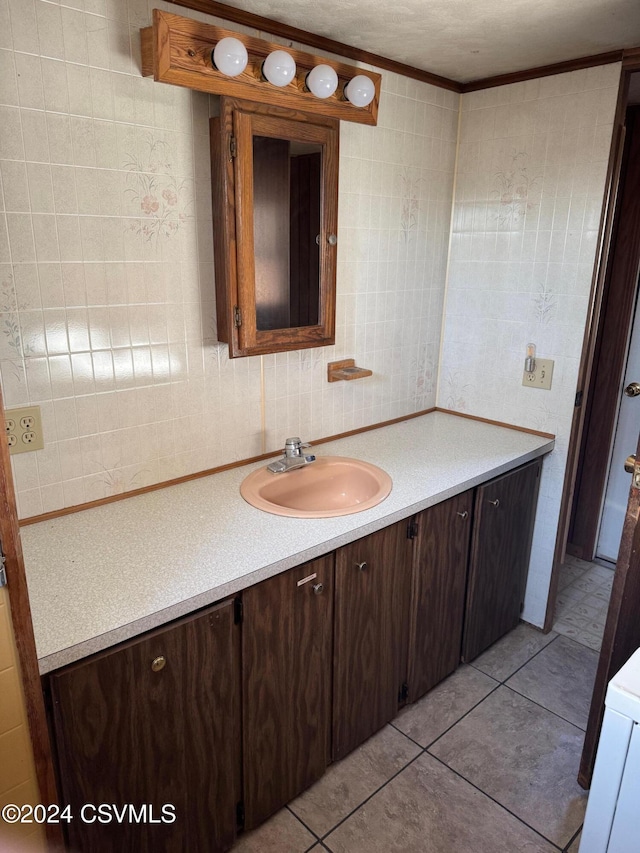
[5,405,44,454]
[522,359,554,390]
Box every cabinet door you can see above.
[49,599,241,853]
[408,491,473,703]
[462,459,542,662]
[333,522,413,761]
[242,555,334,829]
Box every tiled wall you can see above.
[439,64,621,625]
[0,0,459,519]
[0,588,46,851]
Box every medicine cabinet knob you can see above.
[355,561,367,572]
[151,655,166,672]
[312,583,324,595]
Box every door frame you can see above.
[545,55,640,633]
[567,103,640,563]
[0,382,61,844]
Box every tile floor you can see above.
[231,558,610,853]
[552,555,614,651]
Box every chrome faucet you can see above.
[267,437,316,473]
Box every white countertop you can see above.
[20,412,554,674]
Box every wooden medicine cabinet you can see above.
[211,98,339,358]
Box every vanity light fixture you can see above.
[262,50,297,87]
[525,342,536,373]
[212,36,248,77]
[142,11,382,126]
[344,74,376,107]
[306,64,339,99]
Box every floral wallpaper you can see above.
[124,137,191,242]
[0,0,458,518]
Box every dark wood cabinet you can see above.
[242,555,334,829]
[407,491,474,702]
[332,521,413,760]
[49,599,241,853]
[46,455,545,847]
[462,459,542,662]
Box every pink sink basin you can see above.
[240,456,392,518]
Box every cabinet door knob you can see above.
[151,655,166,672]
[355,561,368,572]
[457,510,469,519]
[488,498,500,507]
[312,583,324,595]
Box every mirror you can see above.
[210,98,339,358]
[253,137,321,332]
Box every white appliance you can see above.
[580,649,640,852]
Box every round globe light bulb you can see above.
[344,74,375,107]
[212,37,248,77]
[306,64,339,99]
[262,50,296,87]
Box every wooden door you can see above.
[242,555,334,829]
[579,431,640,787]
[333,521,413,761]
[49,599,241,853]
[462,459,542,662]
[408,491,473,702]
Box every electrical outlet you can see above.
[522,359,554,390]
[5,405,44,454]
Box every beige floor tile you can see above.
[471,622,557,682]
[324,753,555,853]
[231,808,316,853]
[506,636,598,729]
[393,664,497,747]
[289,724,420,837]
[430,686,588,848]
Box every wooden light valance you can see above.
[141,10,381,125]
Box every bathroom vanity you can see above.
[21,411,553,852]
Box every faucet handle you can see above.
[284,437,311,456]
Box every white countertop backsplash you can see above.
[20,412,554,674]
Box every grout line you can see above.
[427,752,564,852]
[562,824,583,852]
[285,804,322,845]
[502,680,590,733]
[434,89,463,407]
[398,677,502,754]
[317,750,425,843]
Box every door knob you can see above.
[456,510,469,519]
[624,382,640,397]
[488,499,500,507]
[151,655,166,672]
[355,561,367,572]
[625,454,636,474]
[312,583,324,595]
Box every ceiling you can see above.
[214,0,640,83]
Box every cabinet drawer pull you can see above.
[355,561,368,572]
[457,510,468,519]
[488,499,500,507]
[312,583,324,595]
[151,655,166,672]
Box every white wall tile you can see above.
[439,63,621,627]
